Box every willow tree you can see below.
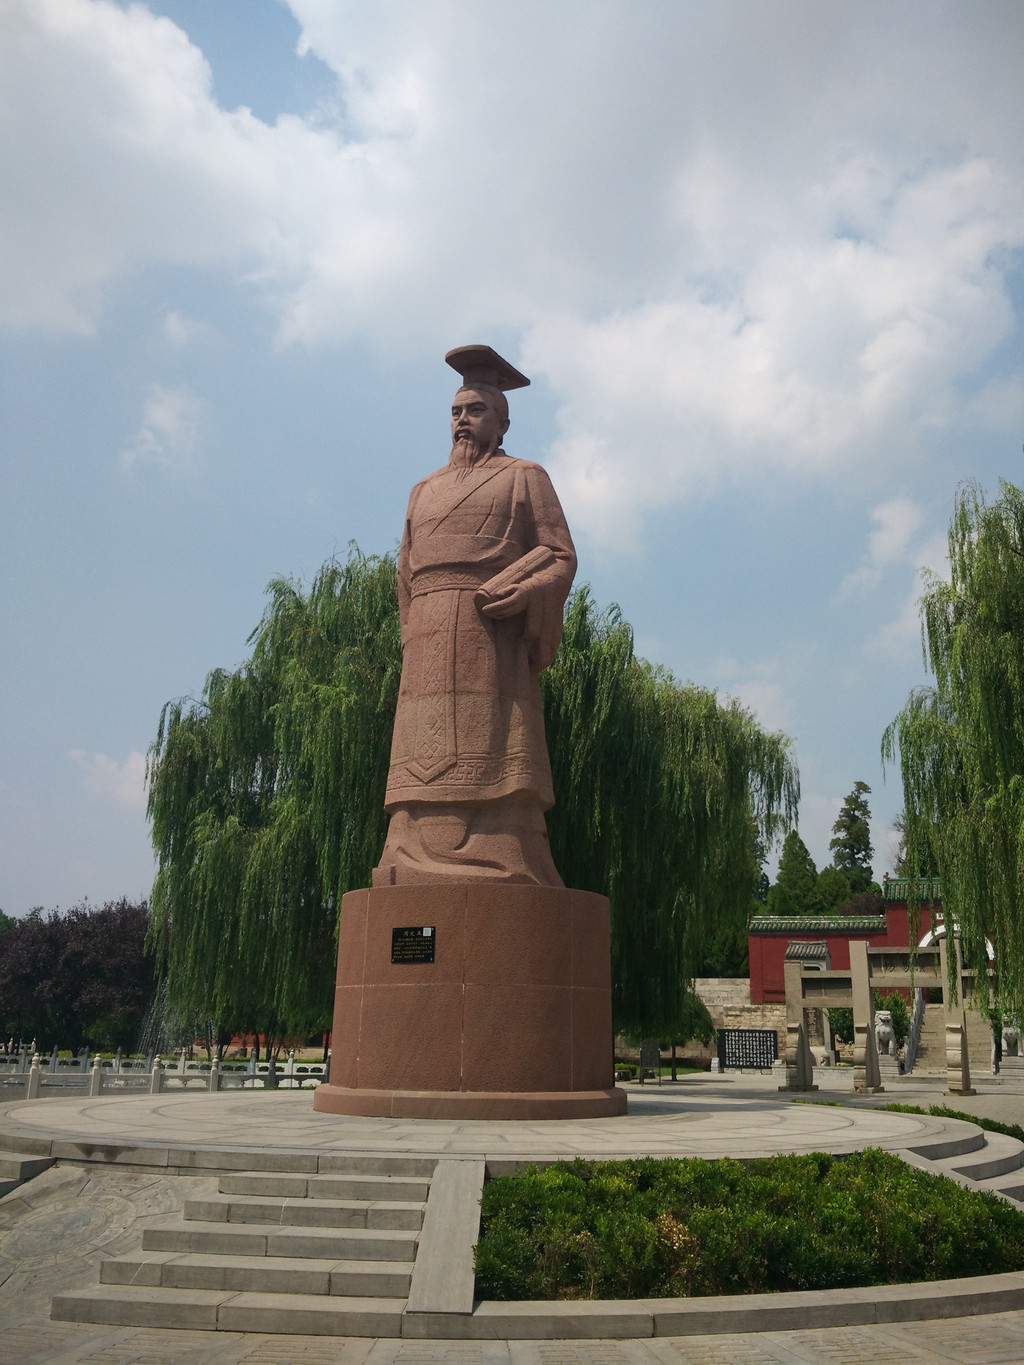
[542,591,798,1038]
[148,550,798,1042]
[147,549,401,1043]
[883,480,1024,1014]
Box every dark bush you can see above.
[474,1151,1024,1300]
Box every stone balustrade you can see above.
[0,1047,327,1099]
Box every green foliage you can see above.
[147,549,402,1042]
[816,865,853,914]
[766,830,819,915]
[619,992,717,1051]
[883,481,1024,1013]
[148,554,798,1043]
[542,591,797,1037]
[826,992,909,1048]
[829,781,874,894]
[874,990,909,1047]
[695,918,749,977]
[826,1007,854,1044]
[0,900,155,1051]
[474,1151,1024,1300]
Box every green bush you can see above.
[874,991,909,1046]
[826,1007,853,1044]
[826,991,909,1049]
[474,1151,1024,1300]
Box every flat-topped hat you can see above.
[445,344,530,392]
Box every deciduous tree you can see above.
[0,901,154,1051]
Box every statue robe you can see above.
[383,452,576,812]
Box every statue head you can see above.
[445,344,528,467]
[451,385,509,462]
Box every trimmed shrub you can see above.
[474,1151,1024,1300]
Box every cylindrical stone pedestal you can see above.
[313,883,626,1119]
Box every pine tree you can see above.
[883,480,1024,1013]
[767,830,820,916]
[829,781,874,894]
[816,865,853,914]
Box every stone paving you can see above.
[0,1077,985,1165]
[4,1074,1024,1361]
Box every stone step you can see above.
[0,1151,54,1196]
[950,1131,1024,1182]
[51,1284,405,1336]
[316,1154,436,1178]
[184,1193,423,1231]
[143,1219,418,1262]
[905,1123,985,1162]
[986,1177,1024,1204]
[0,1153,53,1182]
[100,1250,413,1297]
[219,1171,430,1202]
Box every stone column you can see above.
[940,935,975,1096]
[850,939,882,1093]
[779,961,817,1091]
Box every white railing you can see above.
[0,1048,328,1100]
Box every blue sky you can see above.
[2,0,1023,914]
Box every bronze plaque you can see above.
[391,925,435,964]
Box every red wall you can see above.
[748,903,939,1003]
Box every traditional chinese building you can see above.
[747,878,943,1004]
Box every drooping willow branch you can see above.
[883,480,1024,1014]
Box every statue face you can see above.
[451,389,506,454]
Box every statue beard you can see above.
[449,434,499,474]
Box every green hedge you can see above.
[474,1151,1024,1300]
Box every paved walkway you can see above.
[4,1073,1024,1362]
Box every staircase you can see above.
[909,1001,995,1078]
[909,1003,947,1073]
[907,1123,1024,1209]
[51,1157,433,1336]
[965,1008,995,1077]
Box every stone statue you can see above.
[874,1009,897,1059]
[372,345,577,888]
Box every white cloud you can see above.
[2,0,1023,537]
[724,679,793,737]
[711,650,799,737]
[121,383,203,470]
[70,749,147,808]
[798,791,845,873]
[837,499,924,598]
[163,310,205,346]
[865,531,950,660]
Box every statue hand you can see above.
[479,583,529,619]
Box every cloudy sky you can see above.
[2,0,1022,915]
